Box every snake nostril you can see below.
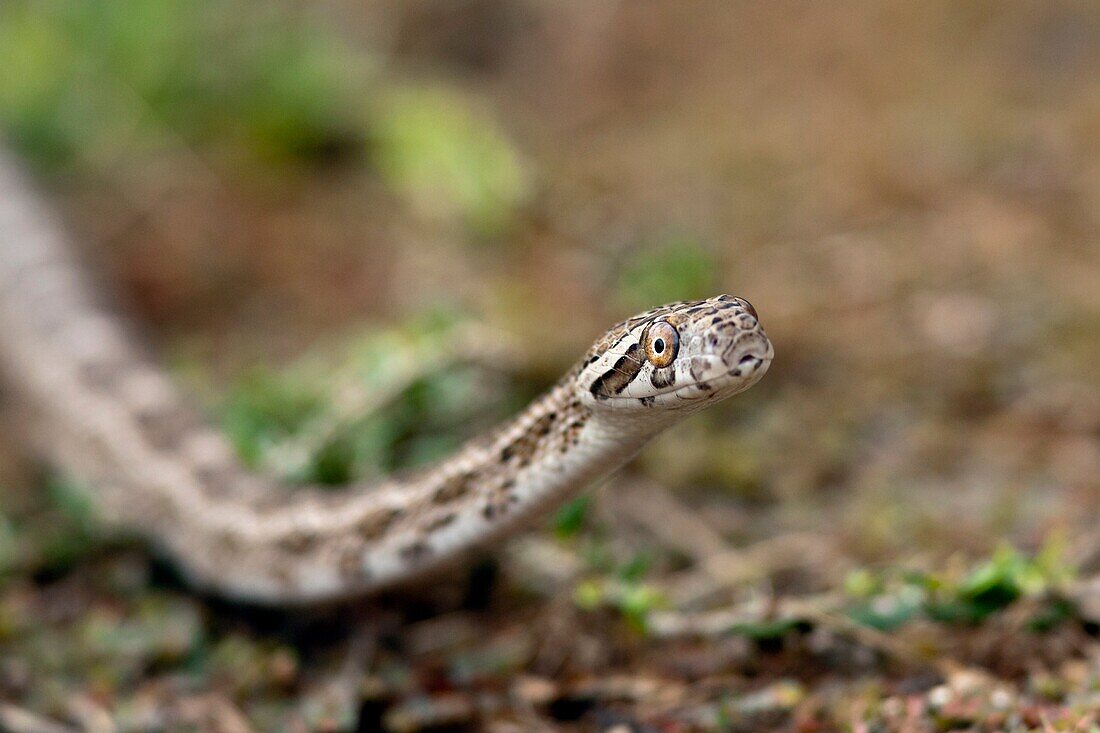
[739,354,759,366]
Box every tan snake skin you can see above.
[0,151,773,604]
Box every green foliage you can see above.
[0,1,363,167]
[552,496,590,539]
[80,595,201,668]
[35,476,106,571]
[845,582,925,632]
[0,476,113,582]
[571,551,663,633]
[844,541,1077,631]
[689,543,1081,643]
[0,475,116,587]
[616,236,717,311]
[567,531,1079,640]
[221,369,327,470]
[44,475,99,534]
[369,87,532,238]
[572,577,666,634]
[0,1,531,237]
[617,551,653,584]
[926,542,1075,624]
[219,317,515,486]
[617,583,665,632]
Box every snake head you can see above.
[578,294,773,412]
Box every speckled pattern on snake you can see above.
[0,151,774,604]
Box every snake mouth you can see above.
[729,348,773,378]
[676,351,771,398]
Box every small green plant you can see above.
[22,476,108,576]
[927,542,1076,624]
[843,540,1077,631]
[552,496,590,539]
[572,551,665,633]
[573,576,666,633]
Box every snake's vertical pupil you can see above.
[654,339,665,353]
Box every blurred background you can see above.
[1,1,1099,730]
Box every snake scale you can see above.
[0,151,773,604]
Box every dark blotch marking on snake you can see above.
[136,405,206,451]
[338,547,372,581]
[423,512,458,532]
[501,412,557,466]
[431,471,478,504]
[482,479,518,519]
[192,463,246,500]
[357,507,404,540]
[399,540,432,563]
[277,530,319,553]
[80,359,128,393]
[651,366,676,389]
[689,358,706,382]
[589,342,644,400]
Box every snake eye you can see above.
[733,297,757,319]
[644,321,679,368]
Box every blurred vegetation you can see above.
[0,1,363,166]
[220,315,520,484]
[0,0,529,238]
[369,87,532,237]
[843,540,1077,632]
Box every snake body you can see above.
[0,152,773,604]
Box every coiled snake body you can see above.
[0,152,773,604]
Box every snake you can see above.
[0,150,774,605]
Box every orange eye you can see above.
[644,321,679,368]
